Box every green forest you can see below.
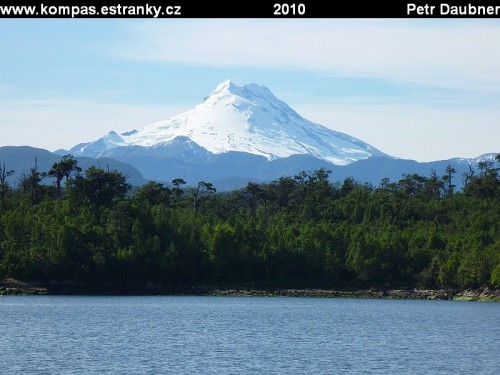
[0,154,499,292]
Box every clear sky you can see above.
[1,19,499,162]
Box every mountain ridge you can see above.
[3,146,497,191]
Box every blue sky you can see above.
[1,19,499,161]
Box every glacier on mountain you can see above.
[69,80,387,165]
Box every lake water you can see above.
[0,296,498,374]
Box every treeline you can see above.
[0,155,499,291]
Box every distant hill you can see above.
[3,146,497,191]
[0,146,147,187]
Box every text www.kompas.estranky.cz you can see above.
[0,3,182,17]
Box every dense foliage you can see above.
[0,155,499,291]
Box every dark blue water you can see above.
[0,296,498,374]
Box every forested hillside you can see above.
[1,155,499,292]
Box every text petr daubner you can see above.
[407,3,500,16]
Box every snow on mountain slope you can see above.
[452,153,499,165]
[71,80,388,165]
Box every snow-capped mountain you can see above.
[68,80,387,165]
[452,153,499,165]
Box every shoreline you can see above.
[210,288,500,301]
[1,279,499,301]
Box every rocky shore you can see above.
[0,278,48,295]
[210,288,500,301]
[1,278,499,301]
